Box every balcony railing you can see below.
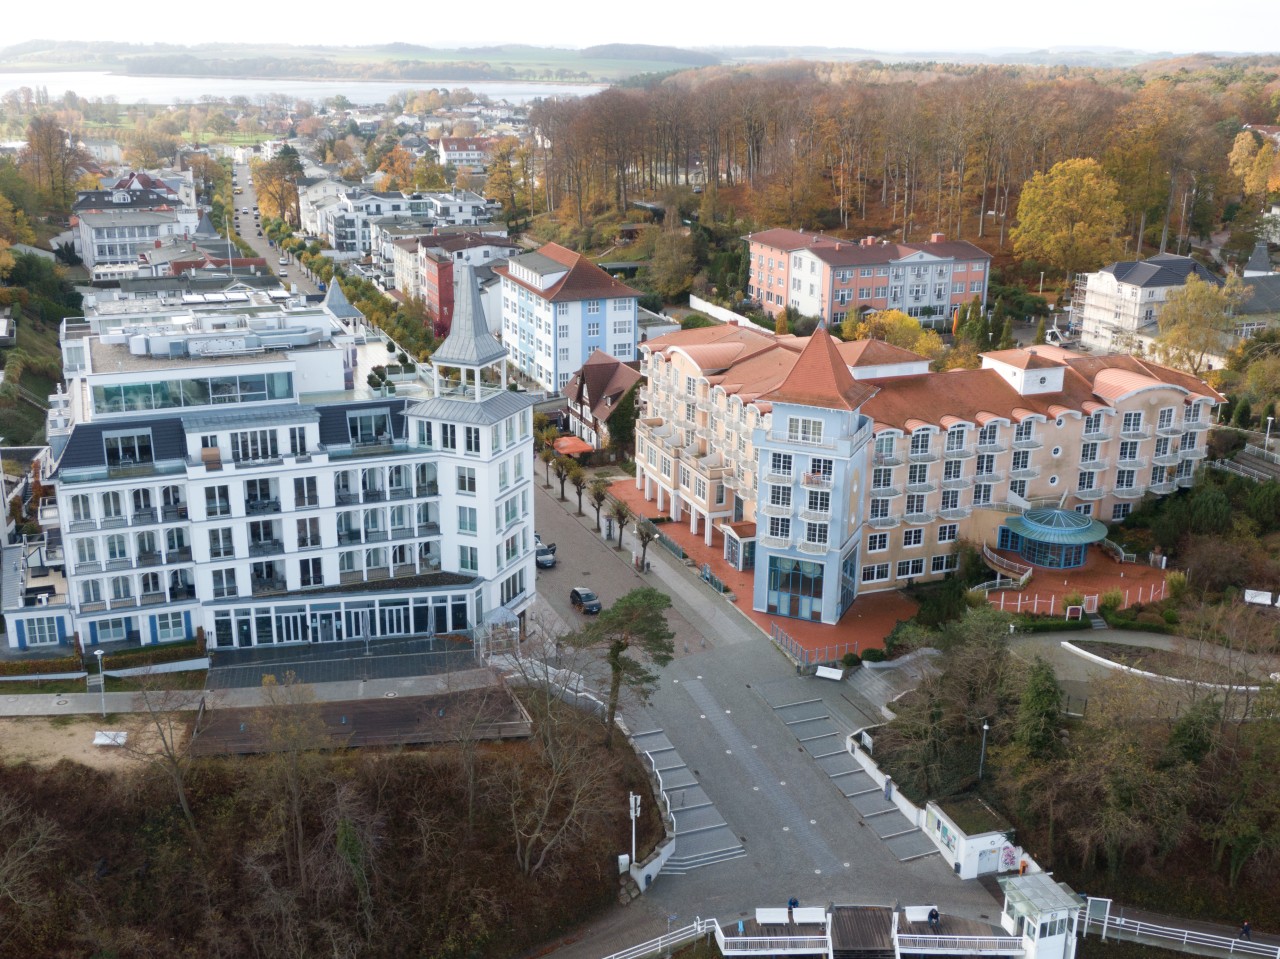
[906,481,937,494]
[1116,456,1147,469]
[1079,458,1109,471]
[1177,473,1195,487]
[799,509,831,523]
[1153,452,1180,467]
[1184,419,1210,431]
[908,449,939,463]
[943,446,975,459]
[759,535,792,550]
[801,472,833,489]
[1082,429,1112,442]
[904,510,936,524]
[973,471,1004,484]
[1157,423,1183,437]
[868,515,901,529]
[871,484,902,498]
[797,540,829,554]
[1150,480,1177,494]
[246,498,281,515]
[249,540,285,557]
[976,442,1006,454]
[1075,486,1107,500]
[1113,484,1148,499]
[1121,426,1152,440]
[760,503,792,518]
[416,482,440,497]
[941,477,969,491]
[1180,446,1207,460]
[1012,437,1043,450]
[764,471,795,485]
[873,451,903,466]
[1010,467,1040,480]
[939,506,972,520]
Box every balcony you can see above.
[1157,423,1183,437]
[1149,480,1177,495]
[939,506,972,520]
[1177,473,1195,487]
[1082,428,1112,442]
[908,449,939,463]
[801,472,833,489]
[336,491,360,506]
[1079,458,1109,472]
[1010,466,1040,480]
[246,498,281,515]
[167,547,193,563]
[943,447,975,459]
[973,471,1004,484]
[1116,456,1147,469]
[976,442,1006,455]
[904,510,936,524]
[797,540,829,554]
[761,502,792,518]
[1113,484,1148,499]
[871,485,902,498]
[906,481,937,494]
[105,557,132,571]
[1120,426,1152,440]
[873,452,903,467]
[364,529,389,543]
[161,505,188,522]
[1153,452,1180,467]
[139,591,167,606]
[338,530,362,545]
[136,551,163,567]
[1184,419,1210,431]
[74,561,102,575]
[362,489,387,503]
[1180,446,1207,460]
[722,475,738,491]
[416,483,440,497]
[388,486,414,500]
[868,515,901,529]
[764,471,795,485]
[1075,486,1107,500]
[799,509,831,523]
[1012,437,1043,450]
[417,522,441,537]
[759,535,792,550]
[131,507,158,525]
[249,540,285,557]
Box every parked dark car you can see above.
[570,587,602,614]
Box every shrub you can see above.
[861,648,886,663]
[964,588,988,609]
[1064,591,1085,610]
[1166,570,1188,602]
[841,651,861,670]
[1100,588,1124,611]
[0,654,83,677]
[1162,608,1180,625]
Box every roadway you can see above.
[530,482,1004,957]
[229,162,319,295]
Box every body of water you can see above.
[0,70,606,105]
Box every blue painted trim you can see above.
[15,620,26,650]
[149,615,158,646]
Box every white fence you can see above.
[600,919,717,959]
[688,295,767,330]
[989,580,1166,614]
[1080,906,1280,959]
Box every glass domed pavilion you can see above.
[996,507,1109,569]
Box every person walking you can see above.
[1239,921,1252,941]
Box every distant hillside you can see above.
[580,44,718,67]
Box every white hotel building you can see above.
[3,268,536,654]
[496,242,641,394]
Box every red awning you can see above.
[553,436,594,456]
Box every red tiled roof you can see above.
[565,349,642,424]
[836,339,927,367]
[984,348,1059,370]
[762,327,878,411]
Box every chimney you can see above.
[835,243,842,251]
[154,239,161,248]
[930,232,945,243]
[865,235,876,246]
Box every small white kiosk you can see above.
[998,873,1085,959]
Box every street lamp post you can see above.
[1266,416,1274,456]
[94,648,106,719]
[978,720,990,781]
[629,792,640,868]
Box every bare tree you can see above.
[0,795,62,949]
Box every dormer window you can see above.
[104,430,153,467]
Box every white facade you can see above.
[4,277,536,655]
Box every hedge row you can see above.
[0,655,83,677]
[1016,616,1093,634]
[96,639,206,671]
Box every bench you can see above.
[815,666,844,681]
[93,731,128,747]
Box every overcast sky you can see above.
[3,0,1278,54]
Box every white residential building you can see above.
[496,242,641,393]
[1076,254,1220,355]
[3,268,536,655]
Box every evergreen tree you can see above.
[1033,319,1047,345]
[998,318,1016,350]
[1233,399,1252,427]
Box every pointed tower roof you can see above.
[323,279,364,322]
[193,211,218,236]
[431,263,509,368]
[763,327,877,411]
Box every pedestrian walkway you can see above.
[759,689,937,863]
[632,728,746,874]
